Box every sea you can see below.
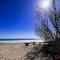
[0,38,44,43]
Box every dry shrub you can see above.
[25,44,52,60]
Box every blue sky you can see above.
[0,0,60,39]
[0,0,39,38]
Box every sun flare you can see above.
[38,0,51,10]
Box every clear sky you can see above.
[0,0,60,39]
[0,0,39,38]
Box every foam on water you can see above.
[0,39,44,43]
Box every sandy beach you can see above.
[0,43,35,60]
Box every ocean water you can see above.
[0,39,44,43]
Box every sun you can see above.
[38,0,51,10]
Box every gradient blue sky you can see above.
[0,0,60,39]
[0,0,38,38]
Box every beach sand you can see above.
[0,43,35,60]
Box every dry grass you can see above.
[25,44,52,60]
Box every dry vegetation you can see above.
[25,44,52,60]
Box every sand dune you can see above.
[0,43,35,60]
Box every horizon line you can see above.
[0,38,40,41]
